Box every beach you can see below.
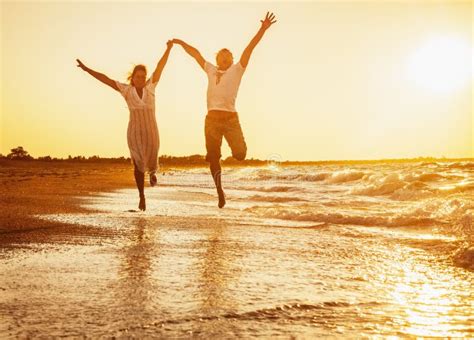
[1,160,473,337]
[0,160,139,244]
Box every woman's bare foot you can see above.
[150,172,157,187]
[139,195,146,211]
[217,189,226,208]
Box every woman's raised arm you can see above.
[151,40,173,84]
[76,59,119,91]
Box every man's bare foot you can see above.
[139,195,146,211]
[217,189,226,208]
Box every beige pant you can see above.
[204,110,247,162]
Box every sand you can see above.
[0,160,146,244]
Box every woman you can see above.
[76,40,173,211]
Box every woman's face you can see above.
[132,70,147,89]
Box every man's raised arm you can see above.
[240,12,277,68]
[172,39,206,70]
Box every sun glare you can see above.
[406,36,472,94]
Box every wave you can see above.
[129,301,381,330]
[438,182,474,195]
[453,247,474,270]
[406,173,445,182]
[245,206,437,228]
[238,169,470,201]
[325,170,366,184]
[251,170,369,186]
[447,162,474,170]
[245,198,473,229]
[349,170,472,200]
[247,195,307,203]
[420,161,441,167]
[254,173,329,182]
[252,169,455,189]
[245,197,473,270]
[200,173,471,198]
[249,186,303,193]
[349,173,425,199]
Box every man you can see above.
[173,12,277,208]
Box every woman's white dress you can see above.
[115,79,159,174]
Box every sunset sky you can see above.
[1,1,472,161]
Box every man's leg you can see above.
[133,160,146,211]
[205,114,226,208]
[209,159,225,208]
[224,114,247,161]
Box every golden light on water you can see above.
[266,163,281,172]
[439,179,473,191]
[391,257,468,337]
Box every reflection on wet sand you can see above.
[116,217,160,332]
[199,224,240,313]
[192,223,245,336]
[110,216,246,336]
[389,255,473,337]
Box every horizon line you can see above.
[1,152,473,164]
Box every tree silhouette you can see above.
[7,146,33,160]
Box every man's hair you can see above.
[216,48,233,58]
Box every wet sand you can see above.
[0,160,154,245]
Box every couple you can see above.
[77,12,276,211]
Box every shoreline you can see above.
[1,160,473,250]
[1,157,472,168]
[0,162,141,245]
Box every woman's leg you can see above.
[133,161,146,211]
